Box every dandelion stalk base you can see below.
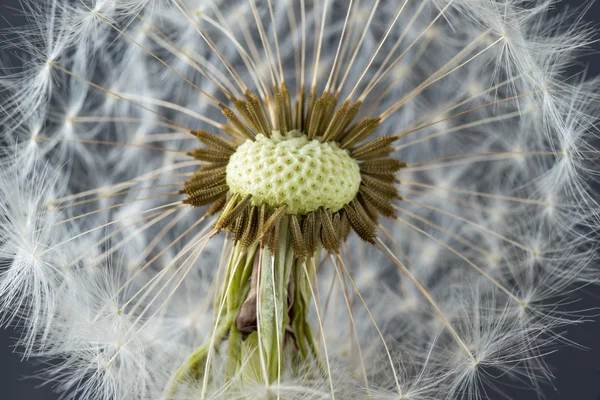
[167,218,323,397]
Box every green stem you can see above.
[165,219,323,397]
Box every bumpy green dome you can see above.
[226,131,361,215]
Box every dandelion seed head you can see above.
[1,0,599,398]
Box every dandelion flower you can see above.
[0,0,599,399]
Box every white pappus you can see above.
[0,0,599,399]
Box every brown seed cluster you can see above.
[182,85,405,256]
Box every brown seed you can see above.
[275,90,289,134]
[245,90,271,135]
[220,103,255,141]
[241,206,258,250]
[232,208,248,241]
[307,98,327,139]
[304,87,317,136]
[267,219,280,251]
[184,184,229,207]
[290,215,307,259]
[358,194,379,221]
[294,86,306,131]
[340,117,381,148]
[184,174,226,194]
[361,171,397,183]
[339,211,351,242]
[359,159,405,175]
[188,166,227,183]
[351,136,395,159]
[330,102,362,143]
[321,100,350,142]
[320,208,339,253]
[303,211,318,254]
[258,205,287,248]
[359,186,395,217]
[191,130,237,153]
[360,174,399,198]
[214,194,251,232]
[343,200,376,243]
[233,99,261,133]
[205,195,228,216]
[188,148,232,163]
[222,123,251,144]
[257,204,269,239]
[281,83,293,130]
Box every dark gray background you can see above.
[1,0,599,399]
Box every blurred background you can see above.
[0,0,599,399]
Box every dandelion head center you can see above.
[184,89,405,254]
[225,130,361,215]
